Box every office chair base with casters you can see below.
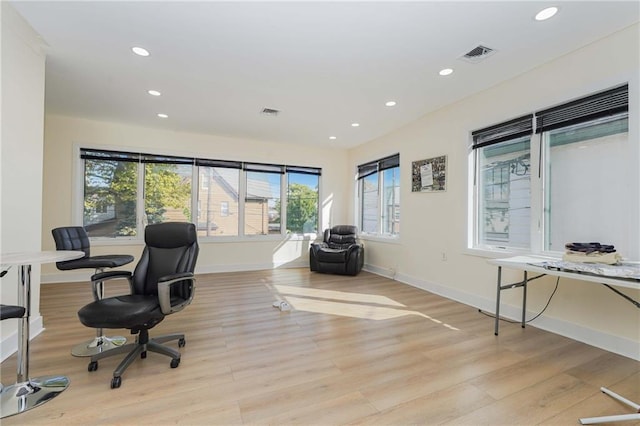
[86,329,186,389]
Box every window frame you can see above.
[356,153,400,238]
[469,84,632,256]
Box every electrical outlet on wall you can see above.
[441,252,447,261]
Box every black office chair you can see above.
[51,226,134,356]
[77,222,198,389]
[309,225,364,276]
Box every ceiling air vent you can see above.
[459,45,496,63]
[261,108,280,117]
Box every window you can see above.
[82,151,139,238]
[286,169,319,234]
[245,169,281,236]
[471,84,633,256]
[197,166,239,236]
[357,154,400,236]
[79,149,321,240]
[144,162,192,226]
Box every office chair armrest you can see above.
[91,270,132,283]
[157,272,196,315]
[90,270,133,300]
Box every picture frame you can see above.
[411,155,447,192]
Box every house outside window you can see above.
[357,154,400,237]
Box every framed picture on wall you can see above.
[411,155,447,192]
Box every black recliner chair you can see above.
[51,226,134,356]
[309,225,364,276]
[77,222,199,389]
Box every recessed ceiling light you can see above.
[329,136,337,140]
[439,68,454,76]
[385,101,397,107]
[157,113,168,118]
[132,46,150,57]
[535,7,558,21]
[351,123,360,127]
[148,90,161,96]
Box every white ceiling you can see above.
[10,1,640,149]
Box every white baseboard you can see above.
[1,315,44,363]
[364,264,640,361]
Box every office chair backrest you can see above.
[132,222,199,298]
[51,226,91,264]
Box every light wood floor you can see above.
[2,269,638,425]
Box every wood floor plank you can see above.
[1,268,638,425]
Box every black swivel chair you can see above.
[309,225,364,276]
[51,226,134,356]
[77,222,198,389]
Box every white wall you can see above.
[350,24,640,360]
[1,2,47,361]
[40,115,350,282]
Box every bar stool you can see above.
[52,226,134,356]
[1,304,69,418]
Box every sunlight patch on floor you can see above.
[273,284,406,307]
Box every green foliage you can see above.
[286,183,318,233]
[84,160,191,236]
[144,164,191,224]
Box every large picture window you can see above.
[471,84,634,257]
[357,154,400,237]
[79,149,321,240]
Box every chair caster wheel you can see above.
[111,376,121,389]
[88,361,98,372]
[141,351,147,359]
[171,358,180,368]
[178,338,186,347]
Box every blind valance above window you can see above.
[535,84,628,133]
[357,153,400,180]
[471,114,533,149]
[80,148,319,175]
[80,149,141,162]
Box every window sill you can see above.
[91,233,317,246]
[359,234,400,244]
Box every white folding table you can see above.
[488,255,640,424]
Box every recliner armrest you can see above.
[158,272,196,315]
[346,243,364,254]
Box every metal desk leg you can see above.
[494,266,502,335]
[522,271,527,329]
[1,264,70,419]
[579,387,640,424]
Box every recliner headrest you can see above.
[145,222,197,249]
[331,225,358,235]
